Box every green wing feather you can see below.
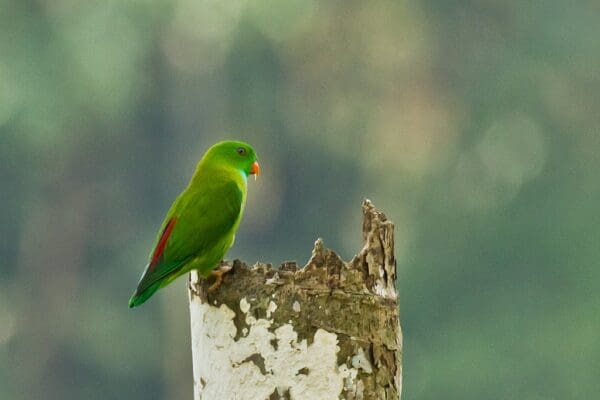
[129,179,244,307]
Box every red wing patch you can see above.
[150,218,177,271]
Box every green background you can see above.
[1,1,598,399]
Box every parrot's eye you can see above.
[236,147,247,156]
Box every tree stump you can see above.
[188,200,402,399]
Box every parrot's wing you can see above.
[131,181,243,302]
[132,217,185,294]
[128,217,189,307]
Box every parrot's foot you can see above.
[208,264,233,293]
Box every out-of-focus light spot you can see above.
[245,0,316,43]
[58,3,149,117]
[358,2,431,76]
[477,114,546,186]
[453,152,519,210]
[538,67,591,127]
[369,90,461,177]
[452,113,547,211]
[162,0,246,73]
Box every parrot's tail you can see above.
[128,282,161,308]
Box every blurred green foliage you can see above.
[1,1,599,399]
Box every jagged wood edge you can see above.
[189,199,397,300]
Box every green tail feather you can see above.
[128,281,162,308]
[129,260,186,308]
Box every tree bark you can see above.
[188,200,402,400]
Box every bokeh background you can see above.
[1,1,599,399]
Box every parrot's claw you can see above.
[207,264,233,293]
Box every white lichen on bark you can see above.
[189,200,402,400]
[190,294,358,400]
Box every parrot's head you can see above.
[204,140,260,179]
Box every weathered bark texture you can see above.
[189,200,402,400]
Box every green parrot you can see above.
[128,140,260,308]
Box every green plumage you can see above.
[129,140,259,308]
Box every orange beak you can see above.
[250,161,260,179]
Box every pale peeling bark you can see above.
[189,200,402,400]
